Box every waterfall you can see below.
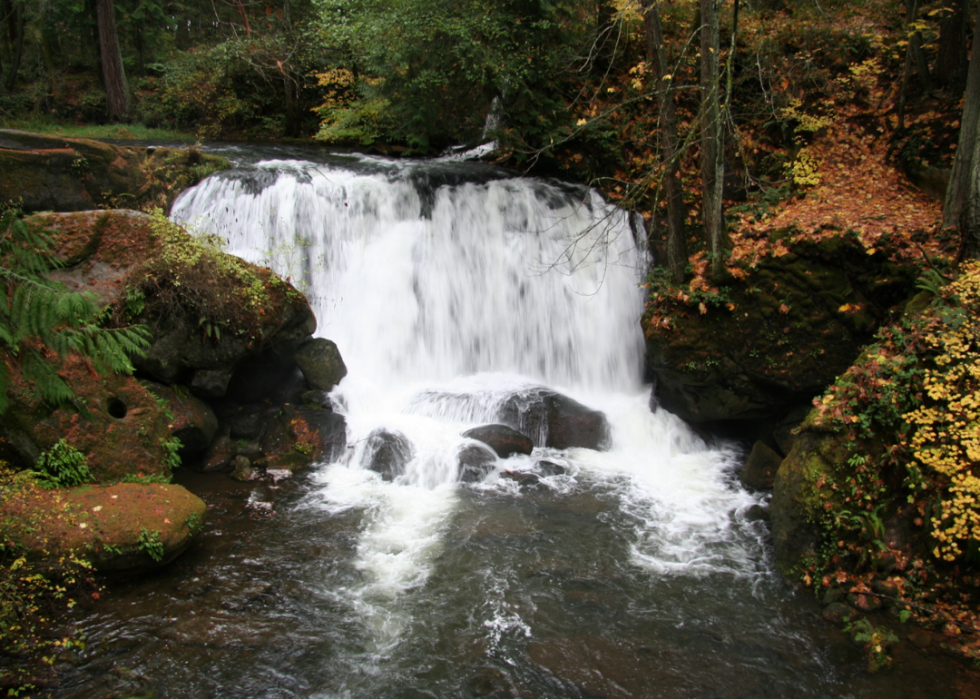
[171,153,761,654]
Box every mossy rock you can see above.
[30,209,317,397]
[645,232,918,426]
[770,428,842,575]
[2,353,175,483]
[0,481,206,571]
[0,129,228,214]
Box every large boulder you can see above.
[498,389,611,451]
[31,210,318,398]
[0,480,207,572]
[1,353,175,482]
[0,129,228,214]
[294,338,348,392]
[461,424,534,458]
[644,233,917,432]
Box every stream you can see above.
[51,144,969,698]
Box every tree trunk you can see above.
[700,0,727,279]
[935,0,967,87]
[643,0,687,284]
[3,1,24,93]
[944,7,980,256]
[95,0,130,121]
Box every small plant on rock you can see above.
[31,439,92,489]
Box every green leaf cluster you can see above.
[0,210,151,415]
[311,0,589,153]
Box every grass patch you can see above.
[0,118,195,143]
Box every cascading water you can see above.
[57,147,956,699]
[171,151,764,662]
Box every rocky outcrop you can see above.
[141,381,219,455]
[0,129,228,214]
[644,233,918,442]
[1,208,349,571]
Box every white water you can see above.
[171,154,762,652]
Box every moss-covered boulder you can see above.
[0,129,228,214]
[643,232,918,434]
[1,353,175,482]
[31,209,317,397]
[0,477,206,571]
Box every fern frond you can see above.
[20,350,75,408]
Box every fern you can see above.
[0,209,152,414]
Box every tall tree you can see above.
[95,0,130,121]
[944,7,980,258]
[700,0,727,279]
[642,0,687,284]
[1,0,25,93]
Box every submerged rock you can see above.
[461,424,534,458]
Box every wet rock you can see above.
[739,441,783,491]
[231,455,258,482]
[458,443,498,483]
[462,424,534,458]
[498,388,611,451]
[363,428,414,481]
[225,405,267,441]
[644,233,918,428]
[744,504,770,522]
[536,460,567,476]
[226,343,306,404]
[261,404,328,472]
[298,406,348,463]
[822,602,856,624]
[201,434,236,473]
[847,591,883,612]
[294,338,348,391]
[501,471,542,489]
